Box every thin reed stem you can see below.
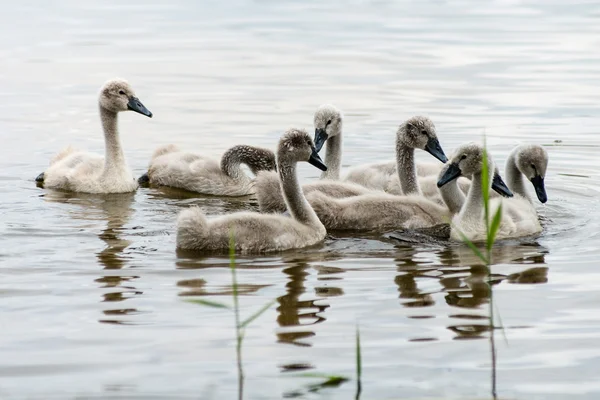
[230,231,244,400]
[355,325,362,400]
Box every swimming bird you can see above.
[176,128,328,253]
[139,144,276,196]
[35,79,152,193]
[304,143,513,232]
[343,116,448,195]
[415,143,549,205]
[437,143,542,242]
[256,104,371,213]
[504,144,548,204]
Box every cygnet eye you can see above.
[460,154,467,160]
[118,90,126,95]
[326,119,332,126]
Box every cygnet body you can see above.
[256,104,377,213]
[141,144,276,196]
[307,143,514,232]
[437,143,542,242]
[36,79,152,193]
[176,128,327,253]
[504,144,548,204]
[343,116,448,196]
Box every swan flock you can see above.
[36,79,549,254]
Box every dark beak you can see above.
[437,163,461,188]
[308,148,327,171]
[127,97,153,118]
[313,128,329,153]
[424,137,448,163]
[491,173,514,198]
[530,175,547,203]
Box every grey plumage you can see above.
[143,144,276,196]
[176,128,327,253]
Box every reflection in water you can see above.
[314,265,345,297]
[440,242,549,339]
[394,249,438,310]
[392,241,549,341]
[42,191,141,325]
[395,273,435,308]
[277,263,330,347]
[177,278,270,297]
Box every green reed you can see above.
[187,230,275,400]
[355,324,362,400]
[454,141,503,400]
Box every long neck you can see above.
[100,105,127,176]
[221,145,276,184]
[440,178,466,215]
[278,159,322,227]
[505,150,530,201]
[461,171,486,221]
[396,138,420,195]
[321,131,342,180]
[220,146,251,182]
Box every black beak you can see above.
[314,128,329,153]
[437,163,461,188]
[491,173,514,198]
[127,97,153,118]
[308,148,327,171]
[424,137,448,163]
[530,175,547,203]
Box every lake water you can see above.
[1,0,600,398]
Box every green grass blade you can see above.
[240,299,276,329]
[487,203,503,252]
[186,299,230,309]
[228,228,244,400]
[493,299,509,346]
[454,225,488,264]
[307,375,349,392]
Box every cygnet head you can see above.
[398,116,448,163]
[514,144,548,203]
[99,79,153,118]
[278,128,327,171]
[313,104,343,153]
[437,142,513,197]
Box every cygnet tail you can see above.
[151,144,179,160]
[50,145,77,165]
[176,207,209,250]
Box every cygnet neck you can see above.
[321,129,342,180]
[440,178,465,215]
[220,145,255,184]
[460,170,490,223]
[99,105,128,177]
[396,136,420,195]
[278,157,322,227]
[505,149,530,201]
